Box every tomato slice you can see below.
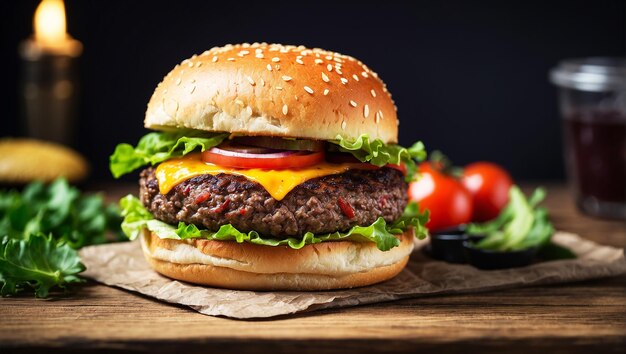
[202,148,325,170]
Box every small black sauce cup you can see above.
[428,226,483,264]
[462,241,538,270]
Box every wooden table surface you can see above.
[1,183,625,353]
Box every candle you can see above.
[19,0,83,146]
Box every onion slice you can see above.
[202,145,325,169]
[208,146,297,159]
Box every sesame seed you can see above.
[235,99,244,106]
[275,64,281,70]
[352,74,359,81]
[379,110,384,119]
[296,58,304,65]
[350,100,357,107]
[255,48,263,53]
[340,78,348,85]
[333,57,342,63]
[272,57,280,62]
[321,72,330,82]
[189,85,196,94]
[282,75,292,81]
[364,104,369,118]
[246,76,255,85]
[336,68,343,75]
[375,112,380,123]
[325,55,333,60]
[187,61,194,68]
[276,86,283,90]
[304,86,314,94]
[323,89,329,95]
[341,121,347,130]
[196,62,203,67]
[282,104,288,115]
[175,78,182,85]
[255,53,264,58]
[370,89,376,97]
[314,58,323,64]
[327,64,333,72]
[267,64,272,71]
[260,78,265,87]
[212,56,218,62]
[227,57,235,61]
[362,71,369,78]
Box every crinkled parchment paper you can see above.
[79,231,625,319]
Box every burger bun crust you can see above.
[145,43,399,144]
[140,228,414,290]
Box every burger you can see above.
[110,43,428,290]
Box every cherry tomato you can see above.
[462,162,513,222]
[409,162,473,231]
[202,148,325,170]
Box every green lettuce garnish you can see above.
[0,179,123,249]
[0,178,124,297]
[110,131,228,178]
[467,186,555,252]
[331,134,427,181]
[120,195,428,252]
[0,234,85,298]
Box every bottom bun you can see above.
[140,228,414,290]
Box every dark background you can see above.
[1,0,624,183]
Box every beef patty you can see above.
[139,167,408,238]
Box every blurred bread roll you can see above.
[0,138,89,183]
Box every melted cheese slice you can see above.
[155,154,359,200]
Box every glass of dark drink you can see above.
[550,58,626,220]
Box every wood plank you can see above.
[1,184,624,353]
[2,277,625,353]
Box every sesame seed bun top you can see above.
[145,43,399,143]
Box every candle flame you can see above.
[34,0,67,46]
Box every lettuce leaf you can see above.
[109,131,228,178]
[330,134,427,181]
[389,201,430,240]
[120,195,428,251]
[0,234,85,298]
[110,131,426,180]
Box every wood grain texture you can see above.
[1,183,625,353]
